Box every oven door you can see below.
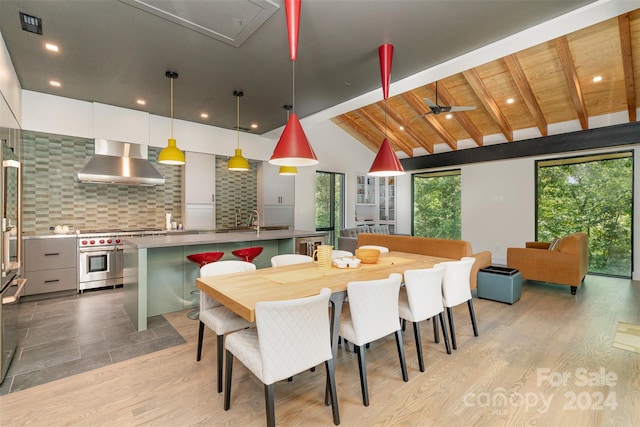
[78,246,116,290]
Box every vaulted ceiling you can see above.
[332,10,640,159]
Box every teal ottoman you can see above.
[477,266,521,304]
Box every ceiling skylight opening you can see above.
[506,98,514,104]
[200,113,209,119]
[49,80,61,87]
[45,43,59,52]
[593,75,603,83]
[136,99,146,105]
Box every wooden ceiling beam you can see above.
[383,102,434,154]
[401,92,458,150]
[504,54,549,136]
[462,68,514,141]
[332,114,380,152]
[426,82,484,146]
[555,36,588,129]
[618,13,636,123]
[357,106,415,156]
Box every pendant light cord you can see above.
[292,61,296,113]
[236,93,240,149]
[170,76,174,138]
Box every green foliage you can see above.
[413,173,461,239]
[537,156,632,276]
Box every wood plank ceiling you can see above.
[332,11,639,159]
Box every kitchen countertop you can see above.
[123,229,325,249]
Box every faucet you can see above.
[234,207,242,228]
[248,210,260,236]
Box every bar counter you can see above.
[122,229,326,330]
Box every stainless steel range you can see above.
[77,229,165,291]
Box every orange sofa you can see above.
[506,232,588,295]
[356,233,492,290]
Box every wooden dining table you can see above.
[196,251,453,355]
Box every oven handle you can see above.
[79,246,116,253]
[2,278,27,305]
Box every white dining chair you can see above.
[339,273,408,406]
[197,260,256,393]
[331,249,353,258]
[270,253,313,267]
[358,244,389,253]
[399,266,450,372]
[438,257,478,350]
[224,288,339,427]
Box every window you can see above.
[536,151,633,277]
[412,169,461,239]
[315,171,345,247]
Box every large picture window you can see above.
[412,169,461,239]
[536,152,633,277]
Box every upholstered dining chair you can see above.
[270,253,313,267]
[358,244,389,253]
[197,260,256,393]
[399,266,450,372]
[331,249,353,258]
[224,288,339,427]
[339,273,408,406]
[438,257,478,350]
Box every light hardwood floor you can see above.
[1,275,638,426]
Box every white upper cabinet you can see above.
[258,162,294,206]
[184,151,216,204]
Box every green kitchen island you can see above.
[122,229,326,330]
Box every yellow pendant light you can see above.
[228,90,249,171]
[278,166,297,175]
[158,71,185,165]
[278,105,297,176]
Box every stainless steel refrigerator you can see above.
[0,130,25,384]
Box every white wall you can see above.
[0,32,21,127]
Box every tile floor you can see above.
[0,287,186,395]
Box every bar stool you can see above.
[231,246,263,263]
[186,251,225,320]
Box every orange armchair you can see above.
[506,232,588,295]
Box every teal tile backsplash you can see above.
[22,131,182,234]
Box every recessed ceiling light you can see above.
[445,114,453,119]
[399,126,405,131]
[506,98,514,104]
[250,123,258,129]
[593,75,603,82]
[136,99,146,105]
[49,80,61,87]
[45,43,59,52]
[200,113,209,119]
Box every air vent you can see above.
[19,12,43,35]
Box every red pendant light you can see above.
[269,0,319,167]
[368,44,405,177]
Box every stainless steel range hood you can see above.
[77,139,165,186]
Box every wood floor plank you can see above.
[0,275,639,426]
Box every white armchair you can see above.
[223,288,339,427]
[339,273,408,406]
[398,265,450,372]
[438,257,478,350]
[197,260,256,393]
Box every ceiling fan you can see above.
[419,81,476,117]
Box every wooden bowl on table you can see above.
[355,248,381,264]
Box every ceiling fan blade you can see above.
[448,105,476,112]
[423,98,437,108]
